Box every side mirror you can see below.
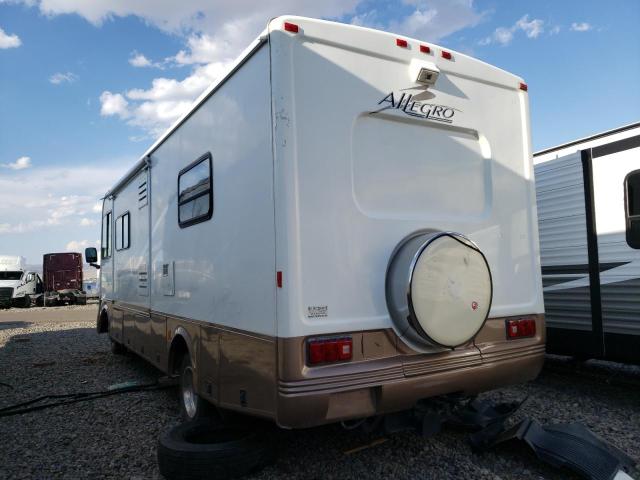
[85,247,100,269]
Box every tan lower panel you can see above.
[274,314,546,428]
[109,307,124,343]
[218,329,276,418]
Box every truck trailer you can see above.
[534,122,640,363]
[43,253,87,306]
[88,16,545,429]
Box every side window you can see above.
[102,211,112,259]
[115,212,131,250]
[26,273,34,282]
[625,170,640,249]
[178,153,213,228]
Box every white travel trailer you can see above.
[89,16,545,428]
[0,255,42,308]
[534,122,640,363]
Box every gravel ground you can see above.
[0,306,638,480]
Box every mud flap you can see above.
[470,418,637,480]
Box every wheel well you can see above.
[168,335,189,375]
[97,309,109,334]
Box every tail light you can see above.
[506,318,536,339]
[307,336,352,365]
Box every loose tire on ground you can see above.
[157,420,274,480]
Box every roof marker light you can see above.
[396,38,408,48]
[420,45,431,54]
[519,82,528,92]
[441,50,452,60]
[284,22,299,33]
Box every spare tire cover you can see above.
[386,231,492,348]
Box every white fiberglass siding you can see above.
[270,18,543,339]
[148,46,276,337]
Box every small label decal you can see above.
[307,306,328,318]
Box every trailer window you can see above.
[178,153,213,228]
[625,170,640,249]
[115,212,130,250]
[102,211,112,259]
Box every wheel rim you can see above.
[181,365,197,419]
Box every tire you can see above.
[76,296,87,305]
[157,419,275,480]
[178,355,213,421]
[110,339,127,355]
[35,296,44,307]
[22,295,31,308]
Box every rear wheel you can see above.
[110,339,127,355]
[22,295,31,308]
[178,354,212,422]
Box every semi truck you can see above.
[0,253,87,308]
[0,256,42,308]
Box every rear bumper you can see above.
[276,316,545,429]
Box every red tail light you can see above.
[519,82,528,92]
[284,22,299,33]
[307,337,352,365]
[506,318,536,339]
[441,50,452,60]
[420,45,431,54]
[396,38,408,48]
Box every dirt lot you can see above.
[1,306,638,479]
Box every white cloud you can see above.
[79,217,97,226]
[0,160,129,236]
[66,239,90,251]
[2,156,32,170]
[100,91,130,118]
[480,14,544,46]
[571,22,592,32]
[129,52,152,67]
[129,51,166,69]
[0,27,21,49]
[49,71,78,84]
[516,15,543,38]
[549,25,561,35]
[9,0,361,35]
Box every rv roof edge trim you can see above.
[534,121,640,157]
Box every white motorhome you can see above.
[0,256,42,308]
[534,122,640,363]
[89,16,545,428]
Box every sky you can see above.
[0,0,639,264]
